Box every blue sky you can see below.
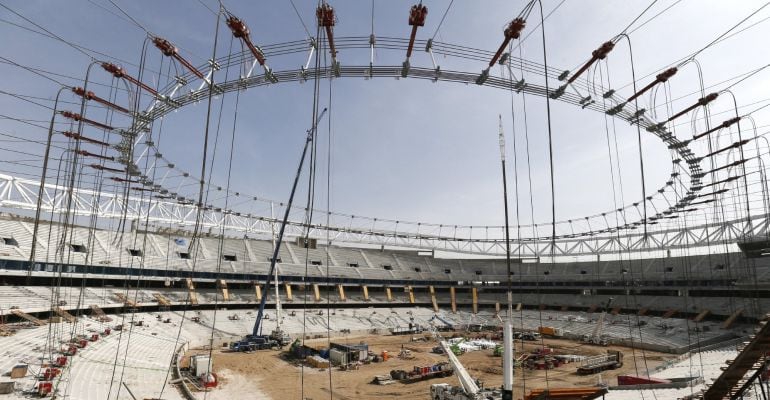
[1,0,769,235]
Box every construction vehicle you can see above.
[246,109,327,345]
[269,328,291,347]
[576,350,623,375]
[389,362,454,383]
[229,335,279,352]
[582,297,614,346]
[398,349,415,360]
[391,324,424,335]
[524,387,608,400]
[538,326,565,337]
[429,314,454,331]
[519,331,540,341]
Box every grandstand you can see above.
[1,216,767,322]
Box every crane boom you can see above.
[252,108,327,337]
[590,297,614,340]
[439,340,479,396]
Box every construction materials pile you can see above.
[306,355,330,368]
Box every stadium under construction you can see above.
[1,1,770,399]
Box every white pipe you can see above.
[503,320,513,392]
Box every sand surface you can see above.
[188,333,670,400]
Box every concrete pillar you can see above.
[472,287,478,314]
[217,279,230,302]
[337,284,346,301]
[284,283,293,302]
[430,286,438,312]
[313,284,321,301]
[185,278,198,305]
[722,309,743,329]
[407,286,415,304]
[693,309,710,322]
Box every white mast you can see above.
[499,115,514,396]
[271,202,281,330]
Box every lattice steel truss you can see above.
[1,172,767,257]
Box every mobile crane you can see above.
[232,110,327,351]
[582,297,614,346]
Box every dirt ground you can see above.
[187,333,671,400]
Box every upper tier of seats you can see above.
[0,217,765,284]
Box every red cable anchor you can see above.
[667,92,719,123]
[110,176,140,183]
[489,18,526,67]
[77,150,114,161]
[61,131,110,147]
[225,16,267,66]
[317,3,338,60]
[60,111,114,131]
[692,117,741,141]
[406,4,428,59]
[101,63,160,98]
[626,67,677,103]
[152,37,205,80]
[89,164,125,173]
[72,87,130,114]
[566,41,615,85]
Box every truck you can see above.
[576,350,623,375]
[538,326,565,337]
[269,327,291,347]
[389,363,454,383]
[229,335,279,352]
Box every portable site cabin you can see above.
[190,355,212,376]
[328,343,368,365]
